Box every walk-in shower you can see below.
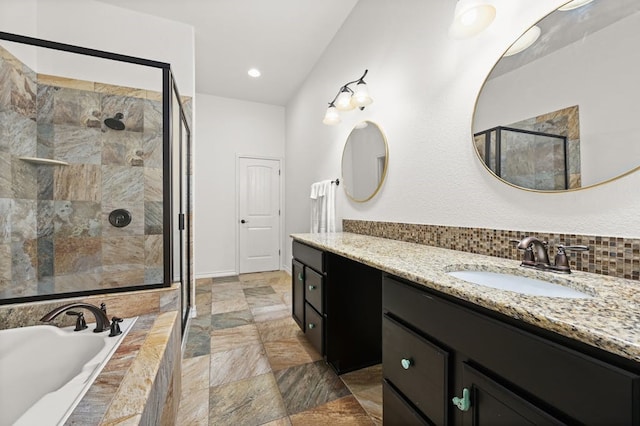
[0,31,193,331]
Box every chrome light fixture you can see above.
[449,0,496,39]
[323,69,373,125]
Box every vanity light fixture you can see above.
[248,68,261,78]
[449,0,496,39]
[504,25,541,56]
[323,69,373,125]
[558,0,594,11]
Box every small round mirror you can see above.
[341,121,388,202]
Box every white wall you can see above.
[194,94,285,278]
[284,0,640,265]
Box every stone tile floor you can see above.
[176,271,382,425]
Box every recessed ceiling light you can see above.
[248,68,261,78]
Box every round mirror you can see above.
[341,121,388,202]
[473,0,640,191]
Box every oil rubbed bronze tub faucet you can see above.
[40,302,111,333]
[514,236,589,274]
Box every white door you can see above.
[238,157,281,273]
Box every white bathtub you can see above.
[0,317,136,426]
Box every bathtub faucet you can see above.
[40,302,111,333]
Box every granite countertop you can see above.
[291,232,640,363]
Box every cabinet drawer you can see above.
[304,267,323,312]
[293,241,324,272]
[383,380,432,426]
[383,315,449,425]
[305,303,323,355]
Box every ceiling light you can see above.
[449,0,496,39]
[557,0,594,11]
[504,25,541,57]
[322,70,373,125]
[247,68,261,78]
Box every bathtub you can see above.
[0,317,136,426]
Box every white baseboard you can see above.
[195,270,238,279]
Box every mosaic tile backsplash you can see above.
[0,45,164,298]
[343,219,640,280]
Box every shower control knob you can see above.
[109,209,132,228]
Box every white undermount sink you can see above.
[447,270,592,299]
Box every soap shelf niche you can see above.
[19,157,69,166]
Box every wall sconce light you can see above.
[449,0,496,39]
[323,69,373,125]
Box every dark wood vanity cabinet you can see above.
[292,241,382,374]
[383,274,640,425]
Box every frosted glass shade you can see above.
[504,25,541,57]
[322,106,341,125]
[335,90,355,111]
[449,0,496,39]
[350,82,373,108]
[558,0,594,11]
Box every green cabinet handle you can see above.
[298,272,304,281]
[308,323,316,329]
[452,388,471,412]
[401,358,412,370]
[308,285,316,290]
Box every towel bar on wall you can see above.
[332,178,340,186]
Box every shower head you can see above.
[104,113,125,130]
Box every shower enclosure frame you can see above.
[474,125,570,191]
[0,31,192,329]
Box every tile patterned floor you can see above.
[177,271,382,425]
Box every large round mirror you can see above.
[341,121,388,202]
[473,0,640,191]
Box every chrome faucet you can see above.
[514,236,589,274]
[40,302,111,333]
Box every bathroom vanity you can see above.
[291,232,640,425]
[292,240,382,374]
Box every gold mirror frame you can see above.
[472,0,640,193]
[341,121,389,202]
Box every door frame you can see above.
[235,154,284,275]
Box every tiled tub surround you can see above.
[0,285,182,425]
[343,220,640,280]
[291,232,640,363]
[0,43,166,299]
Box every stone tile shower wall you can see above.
[0,45,164,298]
[343,219,640,281]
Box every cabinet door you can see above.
[292,260,305,330]
[458,363,565,426]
